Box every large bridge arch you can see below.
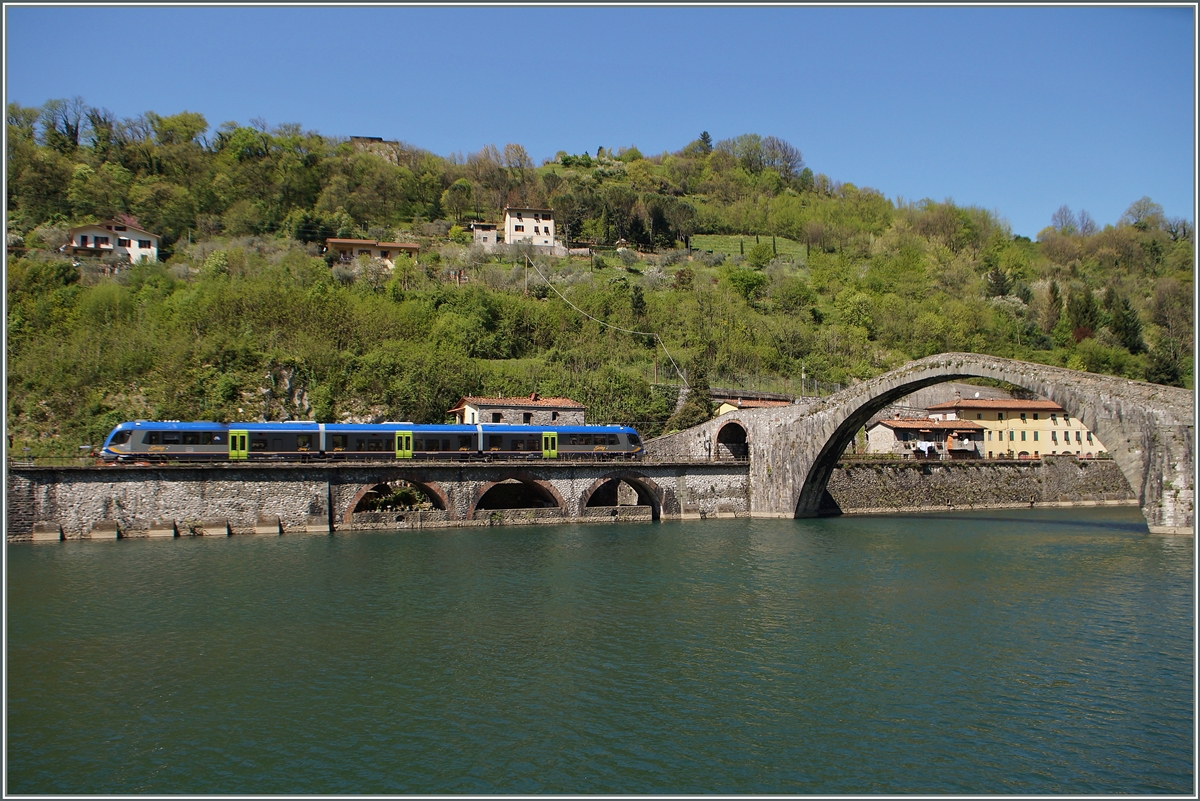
[646,353,1193,533]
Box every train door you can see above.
[395,431,413,459]
[228,429,249,460]
[542,432,558,459]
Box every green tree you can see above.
[746,240,774,270]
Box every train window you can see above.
[488,435,503,450]
[513,439,524,450]
[608,434,619,445]
[297,435,311,451]
[162,432,181,445]
[183,432,200,445]
[110,431,132,445]
[442,439,450,451]
[526,438,538,451]
[627,434,641,446]
[414,439,425,450]
[427,439,439,451]
[355,439,366,451]
[580,434,592,446]
[458,435,472,450]
[569,435,578,446]
[367,440,382,451]
[331,435,347,451]
[250,439,268,451]
[202,432,217,445]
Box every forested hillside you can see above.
[6,99,1194,455]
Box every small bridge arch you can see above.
[343,473,452,526]
[579,471,665,520]
[470,472,565,515]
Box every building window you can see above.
[114,225,127,232]
[79,235,88,246]
[987,431,992,441]
[1064,414,1071,424]
[515,225,524,232]
[1051,413,1057,423]
[1009,431,1014,441]
[523,412,532,424]
[1052,431,1058,442]
[998,412,1004,420]
[1086,432,1092,443]
[117,238,131,247]
[1076,431,1081,442]
[533,226,539,234]
[977,413,982,419]
[1021,431,1026,441]
[95,236,110,246]
[1033,431,1038,441]
[551,412,558,421]
[1033,413,1039,420]
[1020,413,1027,421]
[492,412,502,423]
[380,250,389,259]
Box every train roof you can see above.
[111,421,639,434]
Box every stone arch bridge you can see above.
[649,352,1193,533]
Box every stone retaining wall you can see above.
[826,457,1136,515]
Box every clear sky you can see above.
[5,4,1195,238]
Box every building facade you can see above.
[448,393,586,426]
[925,398,1106,459]
[324,238,420,268]
[62,220,158,263]
[865,417,985,459]
[503,207,556,248]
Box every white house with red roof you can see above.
[448,393,586,426]
[62,219,158,263]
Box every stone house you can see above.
[448,393,586,426]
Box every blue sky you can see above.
[5,5,1194,238]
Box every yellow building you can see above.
[925,398,1106,460]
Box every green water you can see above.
[6,507,1193,794]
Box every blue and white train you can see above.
[100,420,644,462]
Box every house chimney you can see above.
[530,392,538,401]
[894,412,900,419]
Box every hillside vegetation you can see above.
[6,99,1194,455]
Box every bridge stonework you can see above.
[5,462,750,540]
[647,353,1194,534]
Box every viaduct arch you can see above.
[647,353,1193,534]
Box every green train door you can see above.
[395,431,413,459]
[542,432,558,459]
[228,429,249,460]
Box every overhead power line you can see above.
[524,256,689,390]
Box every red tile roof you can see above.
[448,393,585,412]
[718,399,792,409]
[926,398,1065,412]
[871,417,984,431]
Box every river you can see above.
[6,506,1193,794]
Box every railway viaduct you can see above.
[650,352,1194,534]
[6,353,1193,538]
